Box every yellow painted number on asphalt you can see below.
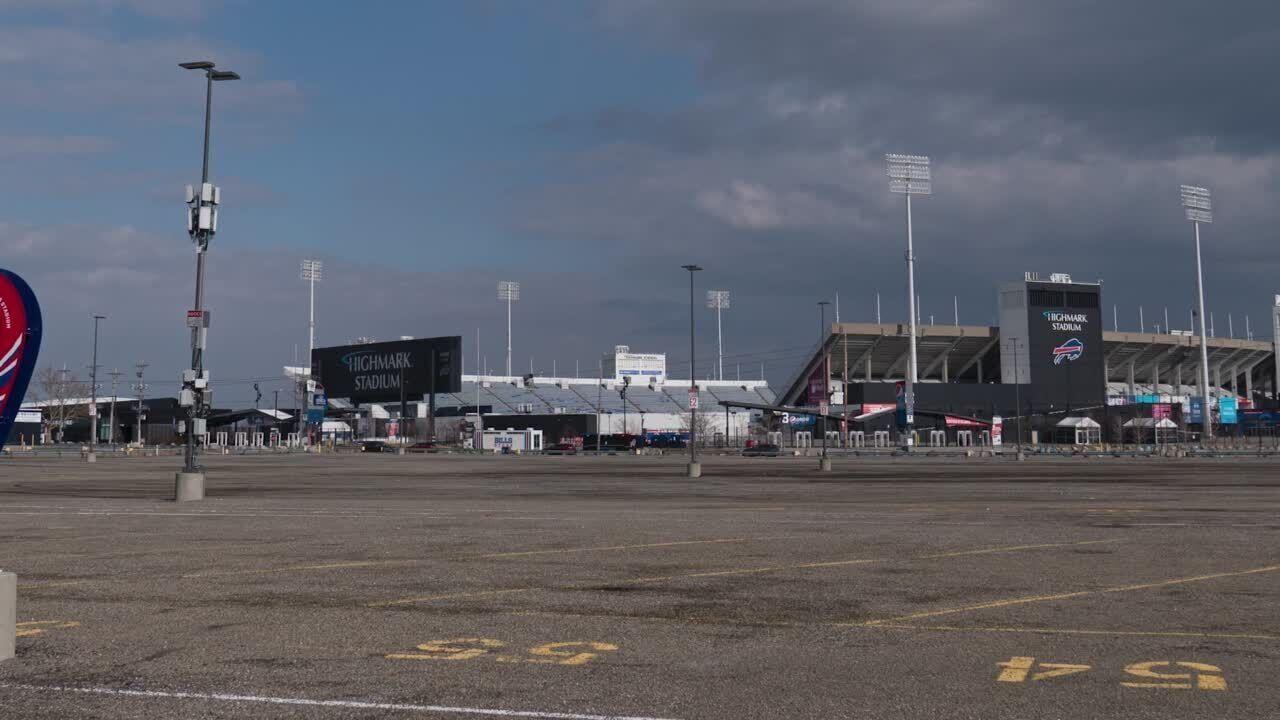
[519,641,619,666]
[1121,661,1227,691]
[15,620,80,638]
[388,638,617,666]
[996,656,1091,683]
[386,638,505,661]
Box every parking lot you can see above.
[1,453,1277,719]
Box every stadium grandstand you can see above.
[771,276,1279,444]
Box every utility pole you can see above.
[177,59,240,501]
[88,314,105,462]
[682,264,703,477]
[818,300,831,471]
[134,362,148,446]
[108,368,123,447]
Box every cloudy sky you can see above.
[3,0,1277,405]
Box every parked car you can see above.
[359,440,389,453]
[407,441,441,453]
[544,443,578,456]
[742,443,782,457]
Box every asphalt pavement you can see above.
[0,452,1276,719]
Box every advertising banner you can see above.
[1152,403,1172,421]
[991,416,1003,446]
[311,336,461,403]
[1188,397,1203,424]
[1219,397,1238,424]
[0,269,42,452]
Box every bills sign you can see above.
[0,270,42,452]
[311,336,461,403]
[1027,283,1104,407]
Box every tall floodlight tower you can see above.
[886,153,931,449]
[1181,184,1214,440]
[707,290,730,381]
[498,281,520,377]
[301,259,323,361]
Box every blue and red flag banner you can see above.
[0,269,42,451]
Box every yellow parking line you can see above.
[188,537,775,579]
[869,623,1280,641]
[472,537,763,559]
[183,560,418,579]
[17,580,88,589]
[854,564,1280,626]
[370,538,1111,608]
[917,539,1117,559]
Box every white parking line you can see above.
[0,683,683,720]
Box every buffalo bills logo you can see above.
[1052,337,1084,365]
[0,269,42,451]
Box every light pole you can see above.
[887,153,931,450]
[177,60,239,501]
[682,265,702,477]
[134,362,148,446]
[108,368,122,447]
[818,300,831,471]
[498,281,519,376]
[87,314,105,462]
[707,290,730,381]
[1181,184,1214,442]
[301,259,322,358]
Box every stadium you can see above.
[285,272,1280,452]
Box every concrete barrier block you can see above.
[1,571,14,662]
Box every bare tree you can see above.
[678,410,716,447]
[34,366,89,443]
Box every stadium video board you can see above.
[311,336,461,403]
[1025,282,1105,408]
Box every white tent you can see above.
[1055,416,1101,445]
[1122,417,1178,443]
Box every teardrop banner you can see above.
[0,269,42,452]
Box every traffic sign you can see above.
[819,402,829,416]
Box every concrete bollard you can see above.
[174,472,205,502]
[686,461,702,478]
[819,457,832,472]
[1,570,14,662]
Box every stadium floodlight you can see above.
[707,290,730,381]
[1180,184,1214,440]
[301,259,323,368]
[886,153,930,450]
[886,153,932,195]
[498,281,520,376]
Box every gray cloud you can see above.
[0,134,113,157]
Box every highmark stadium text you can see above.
[1043,311,1087,332]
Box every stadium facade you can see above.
[778,274,1279,443]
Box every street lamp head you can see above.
[94,314,107,320]
[817,300,830,307]
[707,290,730,310]
[211,71,241,81]
[682,264,703,273]
[497,280,520,301]
[179,61,215,70]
